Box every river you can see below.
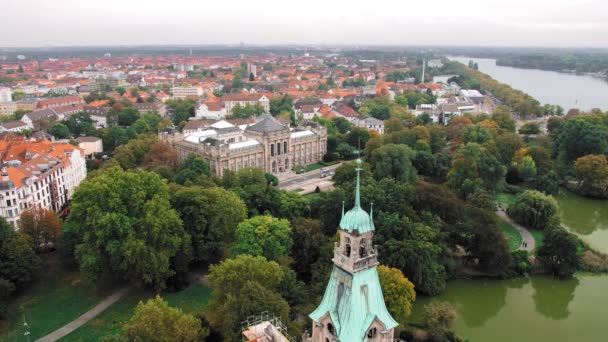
[448,56,608,112]
[411,275,608,342]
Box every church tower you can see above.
[307,158,398,341]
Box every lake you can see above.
[411,275,608,342]
[556,190,608,254]
[448,56,608,112]
[411,189,608,341]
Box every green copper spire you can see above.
[354,158,361,208]
[339,158,375,234]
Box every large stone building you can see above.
[305,159,398,341]
[161,114,327,177]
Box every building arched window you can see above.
[367,327,377,338]
[284,141,288,154]
[359,239,367,257]
[277,142,281,155]
[271,144,274,156]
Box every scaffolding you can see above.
[241,311,295,342]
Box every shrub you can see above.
[579,250,608,273]
[518,122,540,135]
[507,190,559,230]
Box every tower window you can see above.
[359,240,367,257]
[367,327,377,338]
[327,323,335,335]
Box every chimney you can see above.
[2,168,9,182]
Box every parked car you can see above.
[320,173,328,178]
[321,167,330,172]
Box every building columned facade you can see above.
[305,159,398,341]
[0,137,87,228]
[161,114,327,177]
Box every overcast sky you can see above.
[1,0,607,47]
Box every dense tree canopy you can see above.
[507,190,560,231]
[171,186,247,264]
[573,154,608,198]
[231,215,292,261]
[123,296,208,342]
[68,167,190,290]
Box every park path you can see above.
[35,287,130,342]
[496,208,535,252]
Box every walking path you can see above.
[36,287,130,342]
[496,209,535,252]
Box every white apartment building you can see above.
[171,85,203,98]
[0,139,87,228]
[221,93,270,115]
[0,87,12,103]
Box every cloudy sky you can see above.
[1,0,607,47]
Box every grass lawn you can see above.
[495,193,518,207]
[498,220,523,251]
[530,229,545,251]
[1,254,118,341]
[62,281,212,341]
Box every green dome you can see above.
[340,205,375,234]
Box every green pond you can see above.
[411,274,608,342]
[555,190,608,254]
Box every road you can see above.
[279,163,341,192]
[496,209,535,252]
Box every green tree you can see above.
[462,123,493,144]
[123,295,207,342]
[48,123,71,139]
[206,255,289,341]
[573,154,608,198]
[368,144,417,183]
[491,106,516,132]
[0,219,40,317]
[375,213,446,295]
[495,132,524,165]
[377,265,416,326]
[447,143,506,198]
[171,186,246,264]
[537,228,579,279]
[555,118,608,162]
[231,215,292,261]
[174,154,211,184]
[519,122,541,135]
[118,107,141,126]
[517,155,538,182]
[507,190,559,231]
[290,219,326,282]
[68,167,190,290]
[63,112,96,137]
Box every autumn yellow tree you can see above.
[378,265,416,326]
[19,207,61,253]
